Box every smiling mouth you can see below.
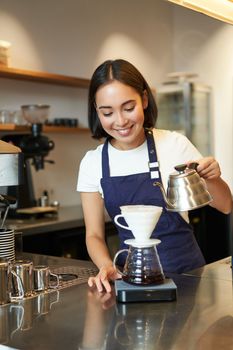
[115,126,133,136]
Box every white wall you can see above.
[0,0,232,207]
[0,0,174,206]
[0,0,173,83]
[172,5,233,190]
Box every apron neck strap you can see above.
[145,128,160,180]
[101,129,160,179]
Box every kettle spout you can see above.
[153,182,176,210]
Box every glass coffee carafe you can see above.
[113,243,164,285]
[113,205,165,285]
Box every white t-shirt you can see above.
[77,129,202,221]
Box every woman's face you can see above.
[95,80,148,150]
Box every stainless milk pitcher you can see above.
[0,258,24,305]
[12,260,34,297]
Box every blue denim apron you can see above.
[101,129,205,273]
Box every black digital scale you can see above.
[115,278,177,303]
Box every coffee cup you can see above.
[114,205,163,243]
[33,265,59,292]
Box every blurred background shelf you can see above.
[0,124,89,133]
[0,66,90,88]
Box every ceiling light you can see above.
[167,0,233,25]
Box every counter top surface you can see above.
[0,254,232,350]
[5,205,85,235]
[6,205,111,237]
[184,256,232,281]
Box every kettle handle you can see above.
[113,249,129,277]
[187,162,199,170]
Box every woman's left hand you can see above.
[195,157,221,180]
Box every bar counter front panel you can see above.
[6,206,118,260]
[0,254,232,350]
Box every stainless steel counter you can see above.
[184,256,232,281]
[0,254,232,350]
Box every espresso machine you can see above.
[0,141,23,225]
[2,105,55,216]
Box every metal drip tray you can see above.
[50,265,98,290]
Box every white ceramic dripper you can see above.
[114,205,163,243]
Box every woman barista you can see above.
[77,59,232,293]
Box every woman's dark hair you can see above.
[88,59,158,139]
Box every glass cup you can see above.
[0,110,11,124]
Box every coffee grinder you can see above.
[2,105,55,215]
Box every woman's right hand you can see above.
[88,265,121,293]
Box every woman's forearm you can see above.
[206,178,232,214]
[195,157,232,214]
[86,235,113,270]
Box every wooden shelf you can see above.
[0,67,91,134]
[0,66,90,88]
[0,124,90,133]
[43,125,90,133]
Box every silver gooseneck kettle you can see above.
[154,162,212,212]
